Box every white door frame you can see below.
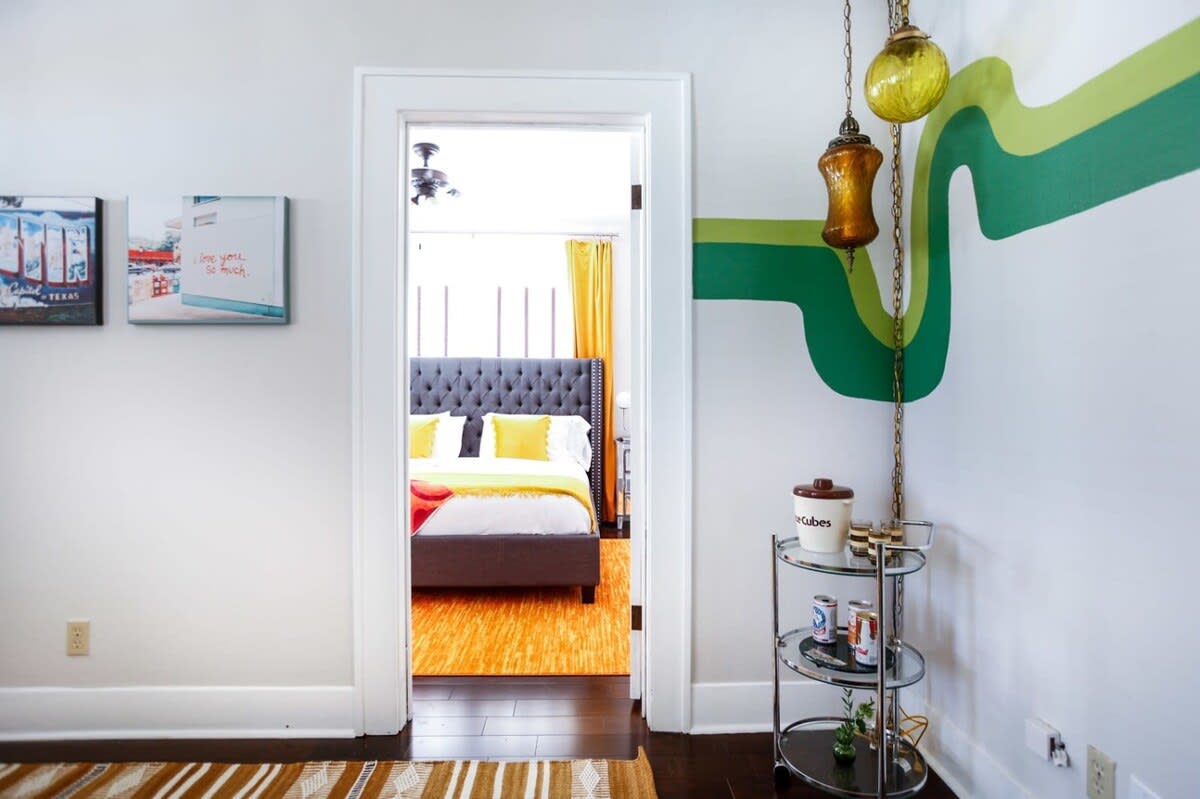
[350,69,694,734]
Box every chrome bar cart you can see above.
[772,521,935,798]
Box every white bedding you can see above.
[411,456,594,536]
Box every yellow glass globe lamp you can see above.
[864,24,950,123]
[818,115,883,250]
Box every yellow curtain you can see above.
[566,239,615,522]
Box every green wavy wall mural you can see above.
[694,18,1200,402]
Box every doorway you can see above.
[351,70,693,735]
[403,124,637,680]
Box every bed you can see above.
[409,357,603,603]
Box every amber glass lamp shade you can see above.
[818,118,883,249]
[864,25,950,123]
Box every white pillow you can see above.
[555,416,594,470]
[410,412,466,459]
[480,413,593,471]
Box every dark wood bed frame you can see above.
[409,357,603,604]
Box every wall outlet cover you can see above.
[1086,745,1116,799]
[66,619,90,656]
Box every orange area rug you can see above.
[412,538,630,676]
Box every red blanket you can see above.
[410,479,454,535]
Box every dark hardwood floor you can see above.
[0,676,957,798]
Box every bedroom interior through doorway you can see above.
[402,122,645,690]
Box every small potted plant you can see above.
[833,688,875,765]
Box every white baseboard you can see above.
[690,683,1032,799]
[0,686,357,741]
[689,680,843,734]
[904,698,1030,799]
[920,746,975,799]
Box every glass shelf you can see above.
[776,536,927,577]
[797,631,893,675]
[777,627,925,689]
[777,717,928,799]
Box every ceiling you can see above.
[407,125,633,234]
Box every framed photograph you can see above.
[127,196,288,324]
[0,197,102,325]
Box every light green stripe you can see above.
[907,17,1200,341]
[693,218,896,347]
[694,218,825,245]
[942,19,1200,158]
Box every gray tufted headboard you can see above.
[410,357,604,520]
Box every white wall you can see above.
[691,301,892,729]
[903,3,1200,798]
[0,0,892,737]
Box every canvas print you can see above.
[0,196,102,324]
[127,196,288,323]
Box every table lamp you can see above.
[616,391,631,436]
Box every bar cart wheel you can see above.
[774,763,791,787]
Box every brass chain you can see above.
[885,0,904,526]
[889,117,905,645]
[843,0,854,119]
[842,0,856,273]
[889,120,904,524]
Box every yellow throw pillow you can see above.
[493,414,551,461]
[409,416,440,458]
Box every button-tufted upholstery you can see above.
[409,357,604,519]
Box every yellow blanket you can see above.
[409,468,596,530]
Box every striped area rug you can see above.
[0,750,657,798]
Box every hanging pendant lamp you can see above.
[864,2,949,123]
[819,115,882,251]
[819,0,882,259]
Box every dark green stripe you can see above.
[907,70,1200,399]
[693,242,894,400]
[693,69,1200,401]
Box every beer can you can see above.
[846,600,873,648]
[812,594,837,644]
[854,611,879,666]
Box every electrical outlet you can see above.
[66,620,89,656]
[1129,775,1161,799]
[1086,745,1115,799]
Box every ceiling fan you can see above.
[410,142,461,205]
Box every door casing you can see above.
[350,69,693,734]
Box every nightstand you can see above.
[615,435,631,532]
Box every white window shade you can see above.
[408,234,574,359]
